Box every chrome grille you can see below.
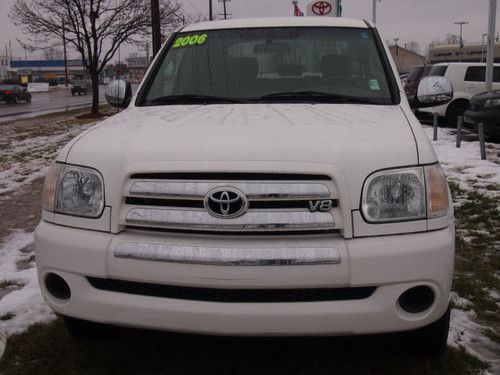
[122,173,340,233]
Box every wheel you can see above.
[12,96,17,104]
[401,306,450,357]
[446,100,469,127]
[26,96,31,103]
[63,316,110,339]
[72,92,75,96]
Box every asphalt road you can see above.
[0,86,107,121]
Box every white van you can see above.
[421,62,500,124]
[36,17,455,355]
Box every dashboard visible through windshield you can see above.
[139,27,396,106]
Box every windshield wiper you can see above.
[149,94,243,105]
[257,91,378,104]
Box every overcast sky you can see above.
[0,0,498,61]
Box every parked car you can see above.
[0,84,32,104]
[464,90,500,139]
[404,64,432,99]
[420,62,500,125]
[36,17,455,355]
[71,81,91,96]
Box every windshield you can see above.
[140,27,395,106]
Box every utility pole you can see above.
[151,0,161,57]
[485,0,497,92]
[209,0,213,20]
[394,38,400,56]
[454,20,469,48]
[62,22,68,87]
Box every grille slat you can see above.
[123,173,339,233]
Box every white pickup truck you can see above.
[36,17,455,355]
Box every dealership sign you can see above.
[27,82,50,92]
[306,0,337,17]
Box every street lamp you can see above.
[454,21,469,48]
[372,0,381,24]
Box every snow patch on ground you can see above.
[0,231,55,336]
[422,125,500,196]
[0,119,93,195]
[449,307,500,375]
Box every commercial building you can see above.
[428,43,500,64]
[9,59,88,83]
[126,54,150,83]
[388,45,428,74]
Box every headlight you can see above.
[42,163,104,218]
[361,164,449,223]
[362,167,426,222]
[484,98,500,108]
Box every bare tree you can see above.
[10,0,184,114]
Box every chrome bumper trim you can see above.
[125,208,336,232]
[129,181,331,200]
[114,241,341,266]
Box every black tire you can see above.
[446,100,469,127]
[72,92,75,96]
[402,306,451,357]
[63,316,110,340]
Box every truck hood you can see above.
[65,104,418,209]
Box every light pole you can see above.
[454,20,469,48]
[372,0,381,24]
[209,0,213,20]
[485,0,497,92]
[481,33,488,63]
[393,38,400,56]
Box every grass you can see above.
[0,312,15,321]
[449,183,500,326]
[0,319,487,375]
[0,280,21,289]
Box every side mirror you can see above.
[409,76,453,109]
[105,79,132,108]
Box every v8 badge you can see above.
[308,200,333,212]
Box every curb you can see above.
[0,326,6,360]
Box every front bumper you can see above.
[35,221,454,336]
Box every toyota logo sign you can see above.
[312,1,332,15]
[204,187,248,219]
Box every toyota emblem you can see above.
[204,187,248,219]
[312,1,332,15]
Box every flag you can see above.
[293,1,304,16]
